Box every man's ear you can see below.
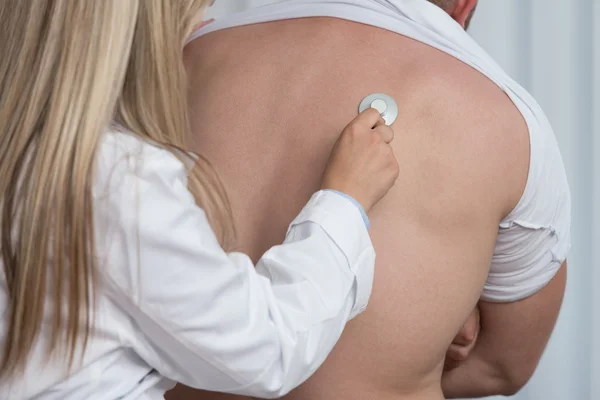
[448,0,478,29]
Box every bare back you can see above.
[170,17,528,400]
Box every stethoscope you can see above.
[358,93,398,126]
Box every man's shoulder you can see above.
[392,62,531,220]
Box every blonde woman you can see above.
[0,1,398,399]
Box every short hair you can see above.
[427,0,455,11]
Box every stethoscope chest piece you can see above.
[358,93,399,126]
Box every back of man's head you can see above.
[427,0,478,29]
[428,0,455,11]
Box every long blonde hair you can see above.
[0,0,233,379]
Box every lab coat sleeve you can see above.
[95,140,375,398]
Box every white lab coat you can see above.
[0,131,375,399]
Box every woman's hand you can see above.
[321,108,399,213]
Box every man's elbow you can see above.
[500,375,531,397]
[497,361,538,396]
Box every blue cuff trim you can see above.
[323,190,370,230]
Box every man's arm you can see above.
[442,262,567,398]
[364,51,570,394]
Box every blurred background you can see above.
[206,1,599,399]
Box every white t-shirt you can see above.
[0,131,375,399]
[188,0,572,303]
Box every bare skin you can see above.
[168,16,559,400]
